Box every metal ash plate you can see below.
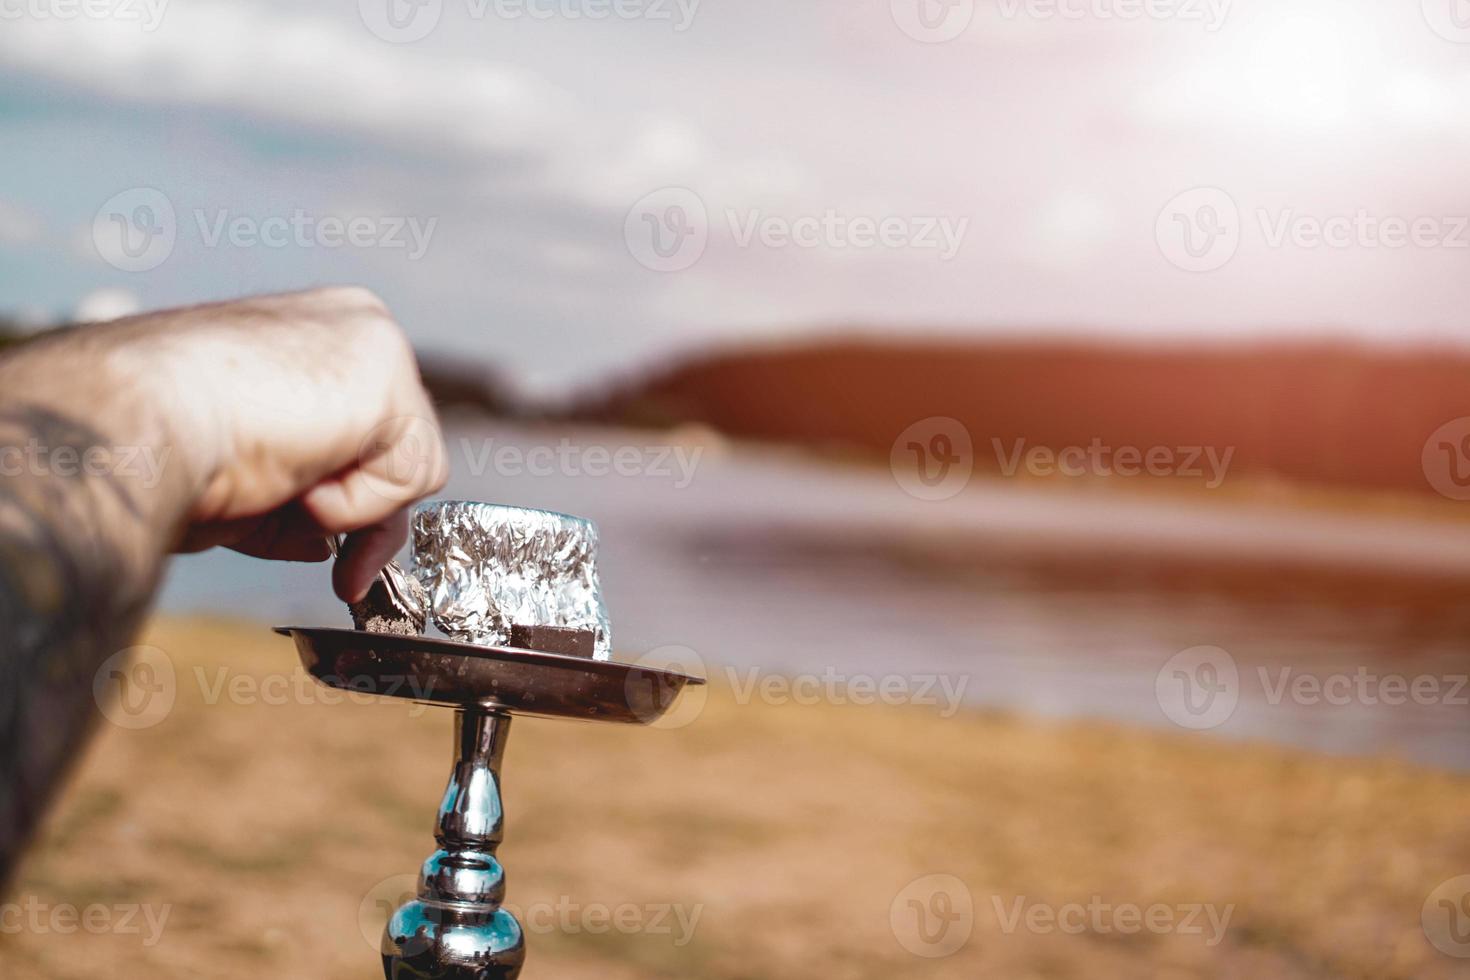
[273,627,704,723]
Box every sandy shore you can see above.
[3,617,1469,979]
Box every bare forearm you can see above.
[0,287,446,890]
[0,328,193,885]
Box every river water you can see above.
[160,419,1470,770]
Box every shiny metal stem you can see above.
[438,710,510,858]
[381,709,525,979]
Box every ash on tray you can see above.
[348,561,428,636]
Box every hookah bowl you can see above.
[273,625,705,979]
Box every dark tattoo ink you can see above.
[0,405,156,886]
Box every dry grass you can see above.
[3,617,1469,979]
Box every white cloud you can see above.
[74,287,142,323]
[0,199,42,245]
[0,1,575,159]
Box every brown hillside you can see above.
[575,337,1470,497]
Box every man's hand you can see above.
[16,287,448,601]
[0,286,448,884]
[119,287,448,600]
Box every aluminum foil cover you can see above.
[412,501,612,659]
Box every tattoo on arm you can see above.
[0,405,165,886]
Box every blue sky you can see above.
[4,0,1470,394]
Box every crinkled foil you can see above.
[412,501,612,660]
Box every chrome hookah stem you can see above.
[381,708,525,979]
